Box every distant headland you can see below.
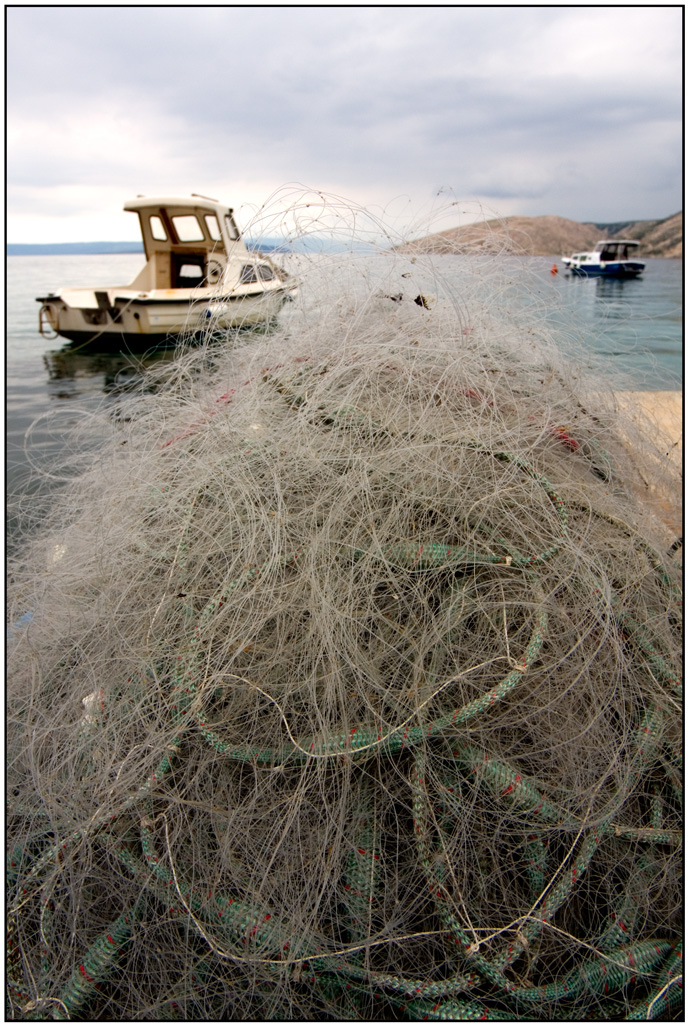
[6,237,356,256]
[7,241,144,256]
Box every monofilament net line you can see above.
[7,243,682,1021]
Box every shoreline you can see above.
[618,390,682,534]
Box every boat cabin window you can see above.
[177,263,203,280]
[204,215,222,241]
[172,215,205,242]
[150,215,168,241]
[240,264,259,284]
[225,214,240,241]
[257,265,275,281]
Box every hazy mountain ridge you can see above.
[396,212,682,258]
[7,241,145,256]
[7,237,364,256]
[594,212,682,257]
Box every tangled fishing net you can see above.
[7,218,683,1021]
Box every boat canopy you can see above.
[593,239,641,260]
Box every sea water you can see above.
[7,252,682,516]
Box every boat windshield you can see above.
[139,209,229,255]
[595,242,638,261]
[602,246,625,260]
[172,215,205,242]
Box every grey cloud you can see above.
[7,6,682,229]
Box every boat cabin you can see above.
[593,240,641,263]
[124,195,250,292]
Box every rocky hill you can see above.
[396,211,682,258]
[594,212,683,258]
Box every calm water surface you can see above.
[7,253,683,509]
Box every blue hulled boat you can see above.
[561,239,645,278]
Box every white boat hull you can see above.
[38,285,295,347]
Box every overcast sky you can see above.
[7,6,683,243]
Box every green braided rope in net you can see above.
[7,298,682,1020]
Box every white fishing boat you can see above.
[561,239,645,278]
[37,195,298,346]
